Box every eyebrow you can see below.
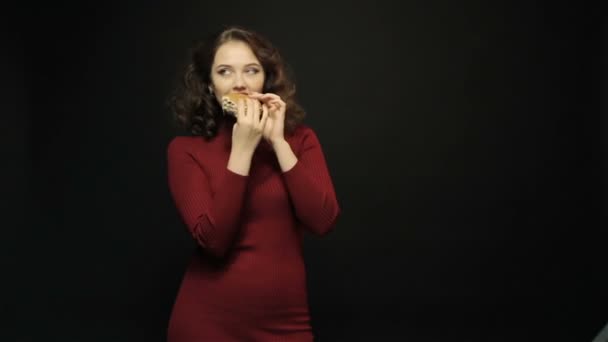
[215,63,262,69]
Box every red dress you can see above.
[166,120,340,342]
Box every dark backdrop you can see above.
[3,1,606,341]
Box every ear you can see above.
[208,86,214,95]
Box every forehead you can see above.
[213,40,260,66]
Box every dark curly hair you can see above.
[168,25,306,139]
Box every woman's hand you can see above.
[227,98,270,176]
[231,97,269,155]
[248,92,286,146]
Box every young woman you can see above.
[166,25,340,341]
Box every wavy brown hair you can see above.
[169,26,306,139]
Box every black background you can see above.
[2,1,607,341]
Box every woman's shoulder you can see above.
[167,135,200,154]
[167,132,229,162]
[289,123,325,144]
[286,124,329,155]
[167,135,220,158]
[289,123,316,140]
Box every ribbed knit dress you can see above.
[166,118,340,342]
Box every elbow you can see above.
[193,233,231,260]
[190,220,232,260]
[204,244,231,260]
[309,205,341,237]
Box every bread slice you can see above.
[221,93,251,117]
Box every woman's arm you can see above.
[272,128,341,236]
[167,138,249,259]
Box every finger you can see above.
[273,98,286,108]
[260,92,279,99]
[277,100,287,113]
[258,103,269,129]
[251,98,258,123]
[253,100,262,122]
[247,92,264,99]
[246,98,255,125]
[237,98,245,122]
[269,100,281,113]
[250,92,281,104]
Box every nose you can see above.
[232,73,247,92]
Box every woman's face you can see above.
[210,40,265,102]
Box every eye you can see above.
[246,68,260,75]
[218,69,231,76]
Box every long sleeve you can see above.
[281,128,341,236]
[167,138,248,259]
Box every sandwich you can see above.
[221,93,258,117]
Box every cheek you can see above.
[211,78,230,93]
[251,74,265,89]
